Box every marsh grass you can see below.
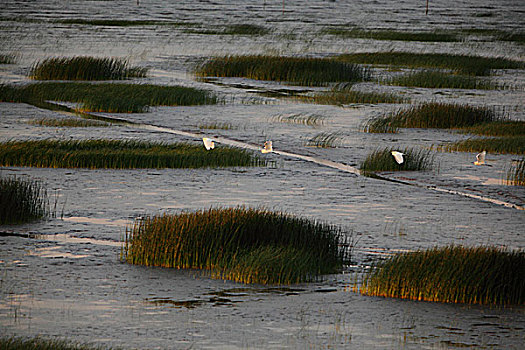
[0,176,48,224]
[322,27,458,42]
[442,136,525,155]
[506,158,525,186]
[459,121,525,136]
[387,70,497,90]
[305,86,405,106]
[0,54,16,64]
[305,132,342,148]
[0,336,110,350]
[0,82,218,113]
[360,147,434,174]
[54,18,194,27]
[123,207,350,285]
[198,122,234,130]
[27,117,111,127]
[273,113,327,127]
[0,140,264,169]
[29,56,147,81]
[185,24,269,36]
[365,103,498,133]
[360,246,525,305]
[337,52,524,76]
[196,55,370,86]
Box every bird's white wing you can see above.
[391,151,404,164]
[203,138,214,150]
[476,151,486,163]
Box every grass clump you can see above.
[123,207,350,285]
[0,176,48,224]
[442,136,525,155]
[28,117,110,127]
[305,132,342,148]
[322,27,458,42]
[337,52,524,76]
[459,120,525,137]
[54,18,192,27]
[506,158,525,186]
[305,85,405,106]
[361,246,525,305]
[222,24,270,35]
[0,140,264,169]
[196,55,370,86]
[0,54,16,64]
[360,147,433,174]
[365,102,497,133]
[0,336,109,350]
[273,113,327,127]
[388,70,496,90]
[0,82,218,113]
[29,56,147,81]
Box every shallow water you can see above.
[1,0,525,348]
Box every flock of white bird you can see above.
[203,138,487,166]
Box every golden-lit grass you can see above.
[361,246,524,305]
[123,207,350,285]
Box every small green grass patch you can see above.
[360,246,525,305]
[322,27,458,42]
[123,207,350,284]
[0,176,49,224]
[0,140,264,169]
[387,70,496,90]
[305,132,342,148]
[29,56,147,81]
[0,82,218,113]
[441,136,525,155]
[360,147,434,174]
[337,52,524,76]
[196,55,370,86]
[304,86,405,106]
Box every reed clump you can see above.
[337,52,524,76]
[196,55,370,86]
[305,132,342,148]
[28,117,110,127]
[0,176,48,224]
[123,207,350,285]
[361,246,525,305]
[0,82,218,113]
[273,113,327,127]
[365,102,498,133]
[360,147,434,173]
[0,140,264,169]
[442,136,525,155]
[29,56,148,81]
[388,70,496,90]
[506,158,525,186]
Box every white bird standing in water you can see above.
[261,140,273,154]
[474,151,486,165]
[202,137,215,150]
[391,151,405,164]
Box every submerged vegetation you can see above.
[0,82,218,113]
[387,70,496,90]
[29,56,147,81]
[507,158,525,186]
[360,246,525,305]
[0,176,49,225]
[305,85,405,106]
[53,18,193,27]
[360,147,434,174]
[123,207,350,285]
[196,55,370,86]
[27,117,111,127]
[337,52,524,76]
[187,23,270,36]
[365,102,498,133]
[0,140,264,169]
[322,27,458,42]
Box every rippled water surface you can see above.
[1,0,524,348]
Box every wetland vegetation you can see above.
[387,70,496,90]
[27,117,111,127]
[123,207,350,285]
[0,176,49,225]
[29,56,147,81]
[0,140,264,169]
[305,85,406,106]
[507,158,525,186]
[322,27,459,42]
[360,246,525,305]
[0,336,111,350]
[360,147,434,174]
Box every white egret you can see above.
[261,140,273,154]
[202,137,215,150]
[391,151,405,164]
[474,151,486,165]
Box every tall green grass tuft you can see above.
[387,70,496,90]
[337,52,524,76]
[0,140,264,169]
[442,136,525,155]
[123,207,350,285]
[365,102,498,133]
[361,246,525,305]
[0,82,218,113]
[29,56,147,81]
[360,147,434,174]
[196,55,370,86]
[0,176,48,224]
[507,158,525,186]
